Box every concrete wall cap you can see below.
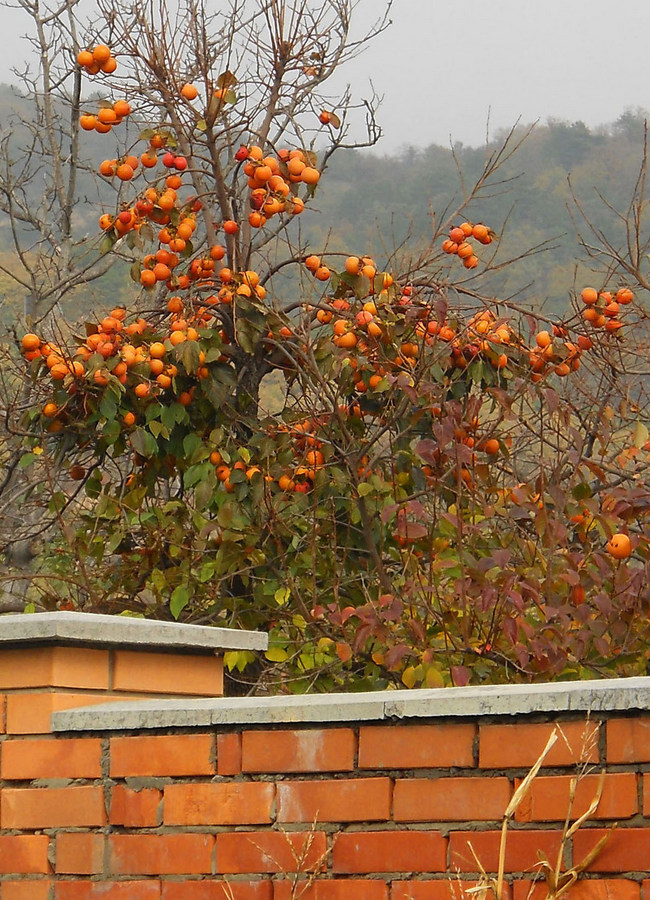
[0,611,267,652]
[51,675,650,733]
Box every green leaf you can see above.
[170,585,191,619]
[357,482,373,497]
[183,432,203,459]
[178,340,201,374]
[99,234,116,255]
[148,420,169,439]
[19,453,35,469]
[265,646,288,662]
[99,393,118,420]
[274,587,290,606]
[184,461,212,489]
[130,428,158,458]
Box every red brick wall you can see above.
[0,708,649,899]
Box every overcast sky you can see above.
[1,0,649,154]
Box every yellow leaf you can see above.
[402,665,417,688]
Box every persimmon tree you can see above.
[0,0,130,610]
[8,0,650,691]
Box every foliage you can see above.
[6,1,650,692]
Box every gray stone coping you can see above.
[52,675,650,732]
[0,611,267,653]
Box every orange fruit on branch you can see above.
[606,533,632,559]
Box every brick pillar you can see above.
[0,612,267,734]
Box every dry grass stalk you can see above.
[454,720,614,900]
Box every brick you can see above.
[162,883,272,900]
[449,831,563,873]
[0,881,52,900]
[515,773,637,822]
[0,693,6,732]
[607,718,650,763]
[274,880,389,900]
[1,736,102,779]
[1,785,106,829]
[573,828,650,872]
[164,782,274,825]
[393,776,511,822]
[513,880,639,900]
[109,834,214,875]
[110,734,214,777]
[359,724,476,769]
[392,881,512,900]
[479,721,599,768]
[217,732,242,775]
[217,831,327,874]
[55,832,104,874]
[277,777,392,823]
[644,775,650,816]
[5,691,144,735]
[109,785,162,827]
[54,882,161,899]
[0,646,109,690]
[242,729,355,773]
[112,649,223,696]
[332,832,447,874]
[0,836,51,874]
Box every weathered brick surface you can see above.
[393,776,511,821]
[515,772,637,822]
[217,732,242,775]
[54,832,104,875]
[332,831,447,873]
[109,834,214,875]
[216,831,327,874]
[392,881,512,900]
[449,830,564,872]
[1,785,106,829]
[359,724,476,769]
[54,882,162,899]
[0,835,51,874]
[1,881,53,900]
[277,777,392,822]
[273,880,389,900]
[164,781,275,825]
[110,734,214,777]
[109,785,162,827]
[242,729,355,773]
[479,721,599,768]
[512,880,640,900]
[1,736,102,780]
[607,718,650,763]
[573,828,650,872]
[161,883,272,900]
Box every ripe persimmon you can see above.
[77,50,94,67]
[92,44,111,64]
[301,166,320,185]
[606,533,632,559]
[21,333,41,351]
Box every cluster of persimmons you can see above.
[18,49,634,566]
